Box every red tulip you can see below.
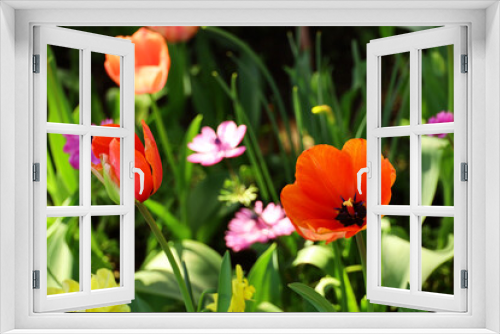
[91,121,162,203]
[147,26,199,43]
[104,27,170,95]
[281,139,396,243]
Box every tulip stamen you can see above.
[335,195,366,227]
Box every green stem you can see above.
[331,242,347,311]
[136,201,195,312]
[149,94,179,179]
[355,232,373,312]
[204,26,297,161]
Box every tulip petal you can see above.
[134,150,154,203]
[91,124,120,159]
[281,184,336,224]
[104,28,169,95]
[135,133,145,155]
[342,138,368,202]
[131,28,170,94]
[295,145,355,209]
[381,157,397,205]
[141,120,163,194]
[109,138,121,181]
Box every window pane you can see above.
[91,136,122,205]
[421,216,454,294]
[91,215,121,289]
[91,51,120,126]
[381,136,410,205]
[421,134,454,206]
[47,45,80,124]
[381,215,410,290]
[47,133,80,206]
[421,45,454,125]
[381,52,410,127]
[47,216,80,295]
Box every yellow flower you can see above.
[206,264,256,312]
[47,268,130,312]
[311,105,335,124]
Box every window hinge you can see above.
[461,162,468,181]
[33,54,40,73]
[461,270,468,289]
[33,270,40,289]
[461,54,468,73]
[33,163,40,182]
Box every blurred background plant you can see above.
[45,25,455,312]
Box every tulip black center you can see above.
[335,195,366,227]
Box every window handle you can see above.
[357,162,371,195]
[129,162,145,195]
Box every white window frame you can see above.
[0,1,498,333]
[33,25,136,312]
[366,26,467,312]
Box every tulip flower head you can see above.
[147,26,199,43]
[91,120,162,203]
[187,121,247,166]
[281,139,396,243]
[104,27,170,95]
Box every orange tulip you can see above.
[91,120,163,203]
[104,27,170,95]
[147,26,199,43]
[280,139,396,243]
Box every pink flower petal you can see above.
[224,146,246,159]
[200,126,217,140]
[227,125,247,148]
[187,152,224,166]
[217,121,237,142]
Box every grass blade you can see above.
[217,251,233,312]
[288,282,335,312]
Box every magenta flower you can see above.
[427,111,454,138]
[63,119,112,169]
[225,201,295,252]
[187,121,247,166]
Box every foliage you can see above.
[46,26,456,313]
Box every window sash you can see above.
[366,25,468,312]
[32,25,135,313]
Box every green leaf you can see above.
[292,245,335,276]
[381,233,454,289]
[187,170,228,239]
[135,240,222,302]
[217,251,232,312]
[102,163,120,205]
[144,200,191,239]
[247,243,281,311]
[256,301,283,312]
[421,136,448,206]
[288,282,335,312]
[47,217,78,287]
[181,114,204,186]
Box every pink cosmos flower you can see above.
[63,119,114,169]
[187,121,247,166]
[225,201,296,252]
[427,111,454,138]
